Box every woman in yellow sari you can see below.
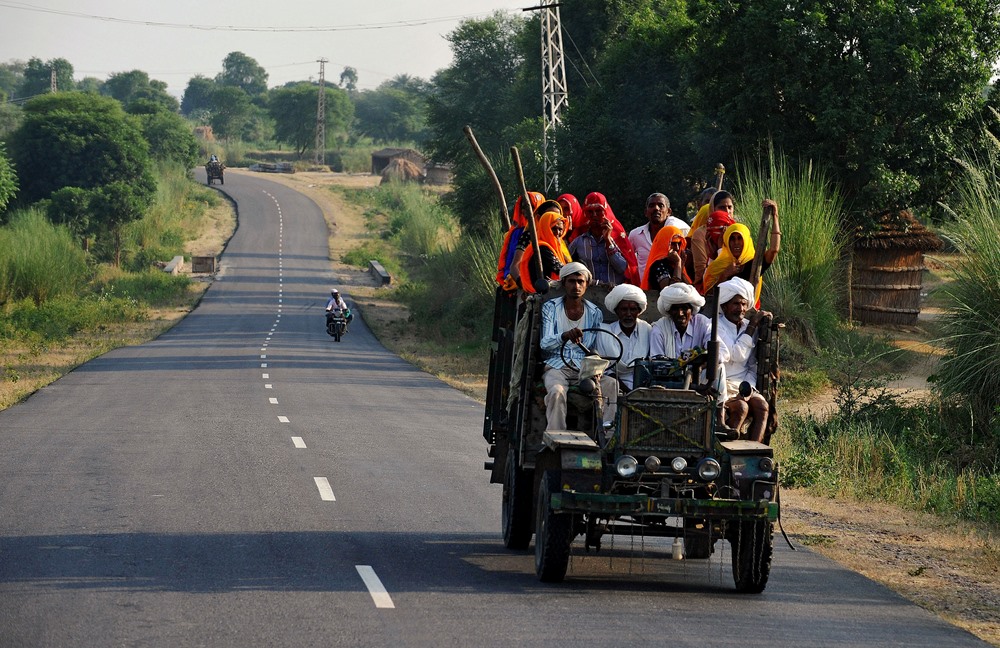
[702,199,781,303]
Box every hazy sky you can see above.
[0,1,532,97]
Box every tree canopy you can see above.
[354,75,432,144]
[102,70,179,113]
[267,83,354,155]
[0,143,17,213]
[428,1,1000,227]
[19,57,74,97]
[216,51,268,97]
[181,75,217,116]
[7,92,156,263]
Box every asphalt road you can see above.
[0,170,988,647]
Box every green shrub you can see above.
[935,152,1000,431]
[98,270,191,305]
[0,208,91,306]
[737,148,844,346]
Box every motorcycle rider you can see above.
[325,288,353,332]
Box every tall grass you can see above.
[119,162,220,272]
[0,208,91,306]
[935,153,1000,431]
[736,148,845,346]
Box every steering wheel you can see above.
[559,327,624,371]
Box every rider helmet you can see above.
[331,288,339,295]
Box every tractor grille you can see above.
[619,389,712,453]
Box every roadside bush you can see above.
[4,293,146,342]
[935,152,1000,432]
[737,148,844,346]
[0,208,90,306]
[97,270,191,305]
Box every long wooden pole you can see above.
[748,202,775,290]
[511,146,544,289]
[463,125,510,231]
[714,162,726,191]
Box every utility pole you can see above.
[50,68,57,93]
[314,58,328,166]
[525,2,568,194]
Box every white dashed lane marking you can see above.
[269,398,278,404]
[277,416,289,423]
[262,373,269,379]
[356,566,395,609]
[314,477,336,501]
[292,437,306,448]
[265,384,272,389]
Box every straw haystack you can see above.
[380,158,425,185]
[851,211,943,325]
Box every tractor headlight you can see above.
[697,458,722,482]
[670,456,688,473]
[644,456,661,473]
[615,455,638,478]
[759,457,775,473]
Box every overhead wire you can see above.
[0,1,494,33]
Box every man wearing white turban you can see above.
[596,284,651,389]
[717,277,772,442]
[649,283,712,359]
[539,263,618,431]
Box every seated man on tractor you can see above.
[539,262,618,432]
[596,283,650,390]
[716,277,771,442]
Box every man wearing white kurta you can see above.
[716,277,771,442]
[539,263,619,431]
[596,284,651,390]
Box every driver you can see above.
[596,284,651,390]
[539,262,618,432]
[325,288,353,329]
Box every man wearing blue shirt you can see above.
[539,262,618,431]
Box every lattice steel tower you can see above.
[314,58,328,166]
[540,2,568,194]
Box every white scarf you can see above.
[653,318,678,358]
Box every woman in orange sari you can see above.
[497,191,544,289]
[641,225,692,290]
[519,201,573,293]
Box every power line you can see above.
[0,2,494,33]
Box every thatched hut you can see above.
[371,147,427,175]
[379,158,425,185]
[851,211,943,325]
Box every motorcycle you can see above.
[326,308,348,342]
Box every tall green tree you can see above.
[354,75,431,144]
[687,0,1000,221]
[209,86,254,139]
[559,2,701,223]
[426,12,535,162]
[102,70,179,113]
[0,60,25,100]
[19,57,74,97]
[181,75,217,116]
[127,100,200,167]
[268,83,353,155]
[339,66,358,94]
[216,52,268,97]
[6,93,156,263]
[0,143,17,213]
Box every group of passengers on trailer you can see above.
[496,188,782,443]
